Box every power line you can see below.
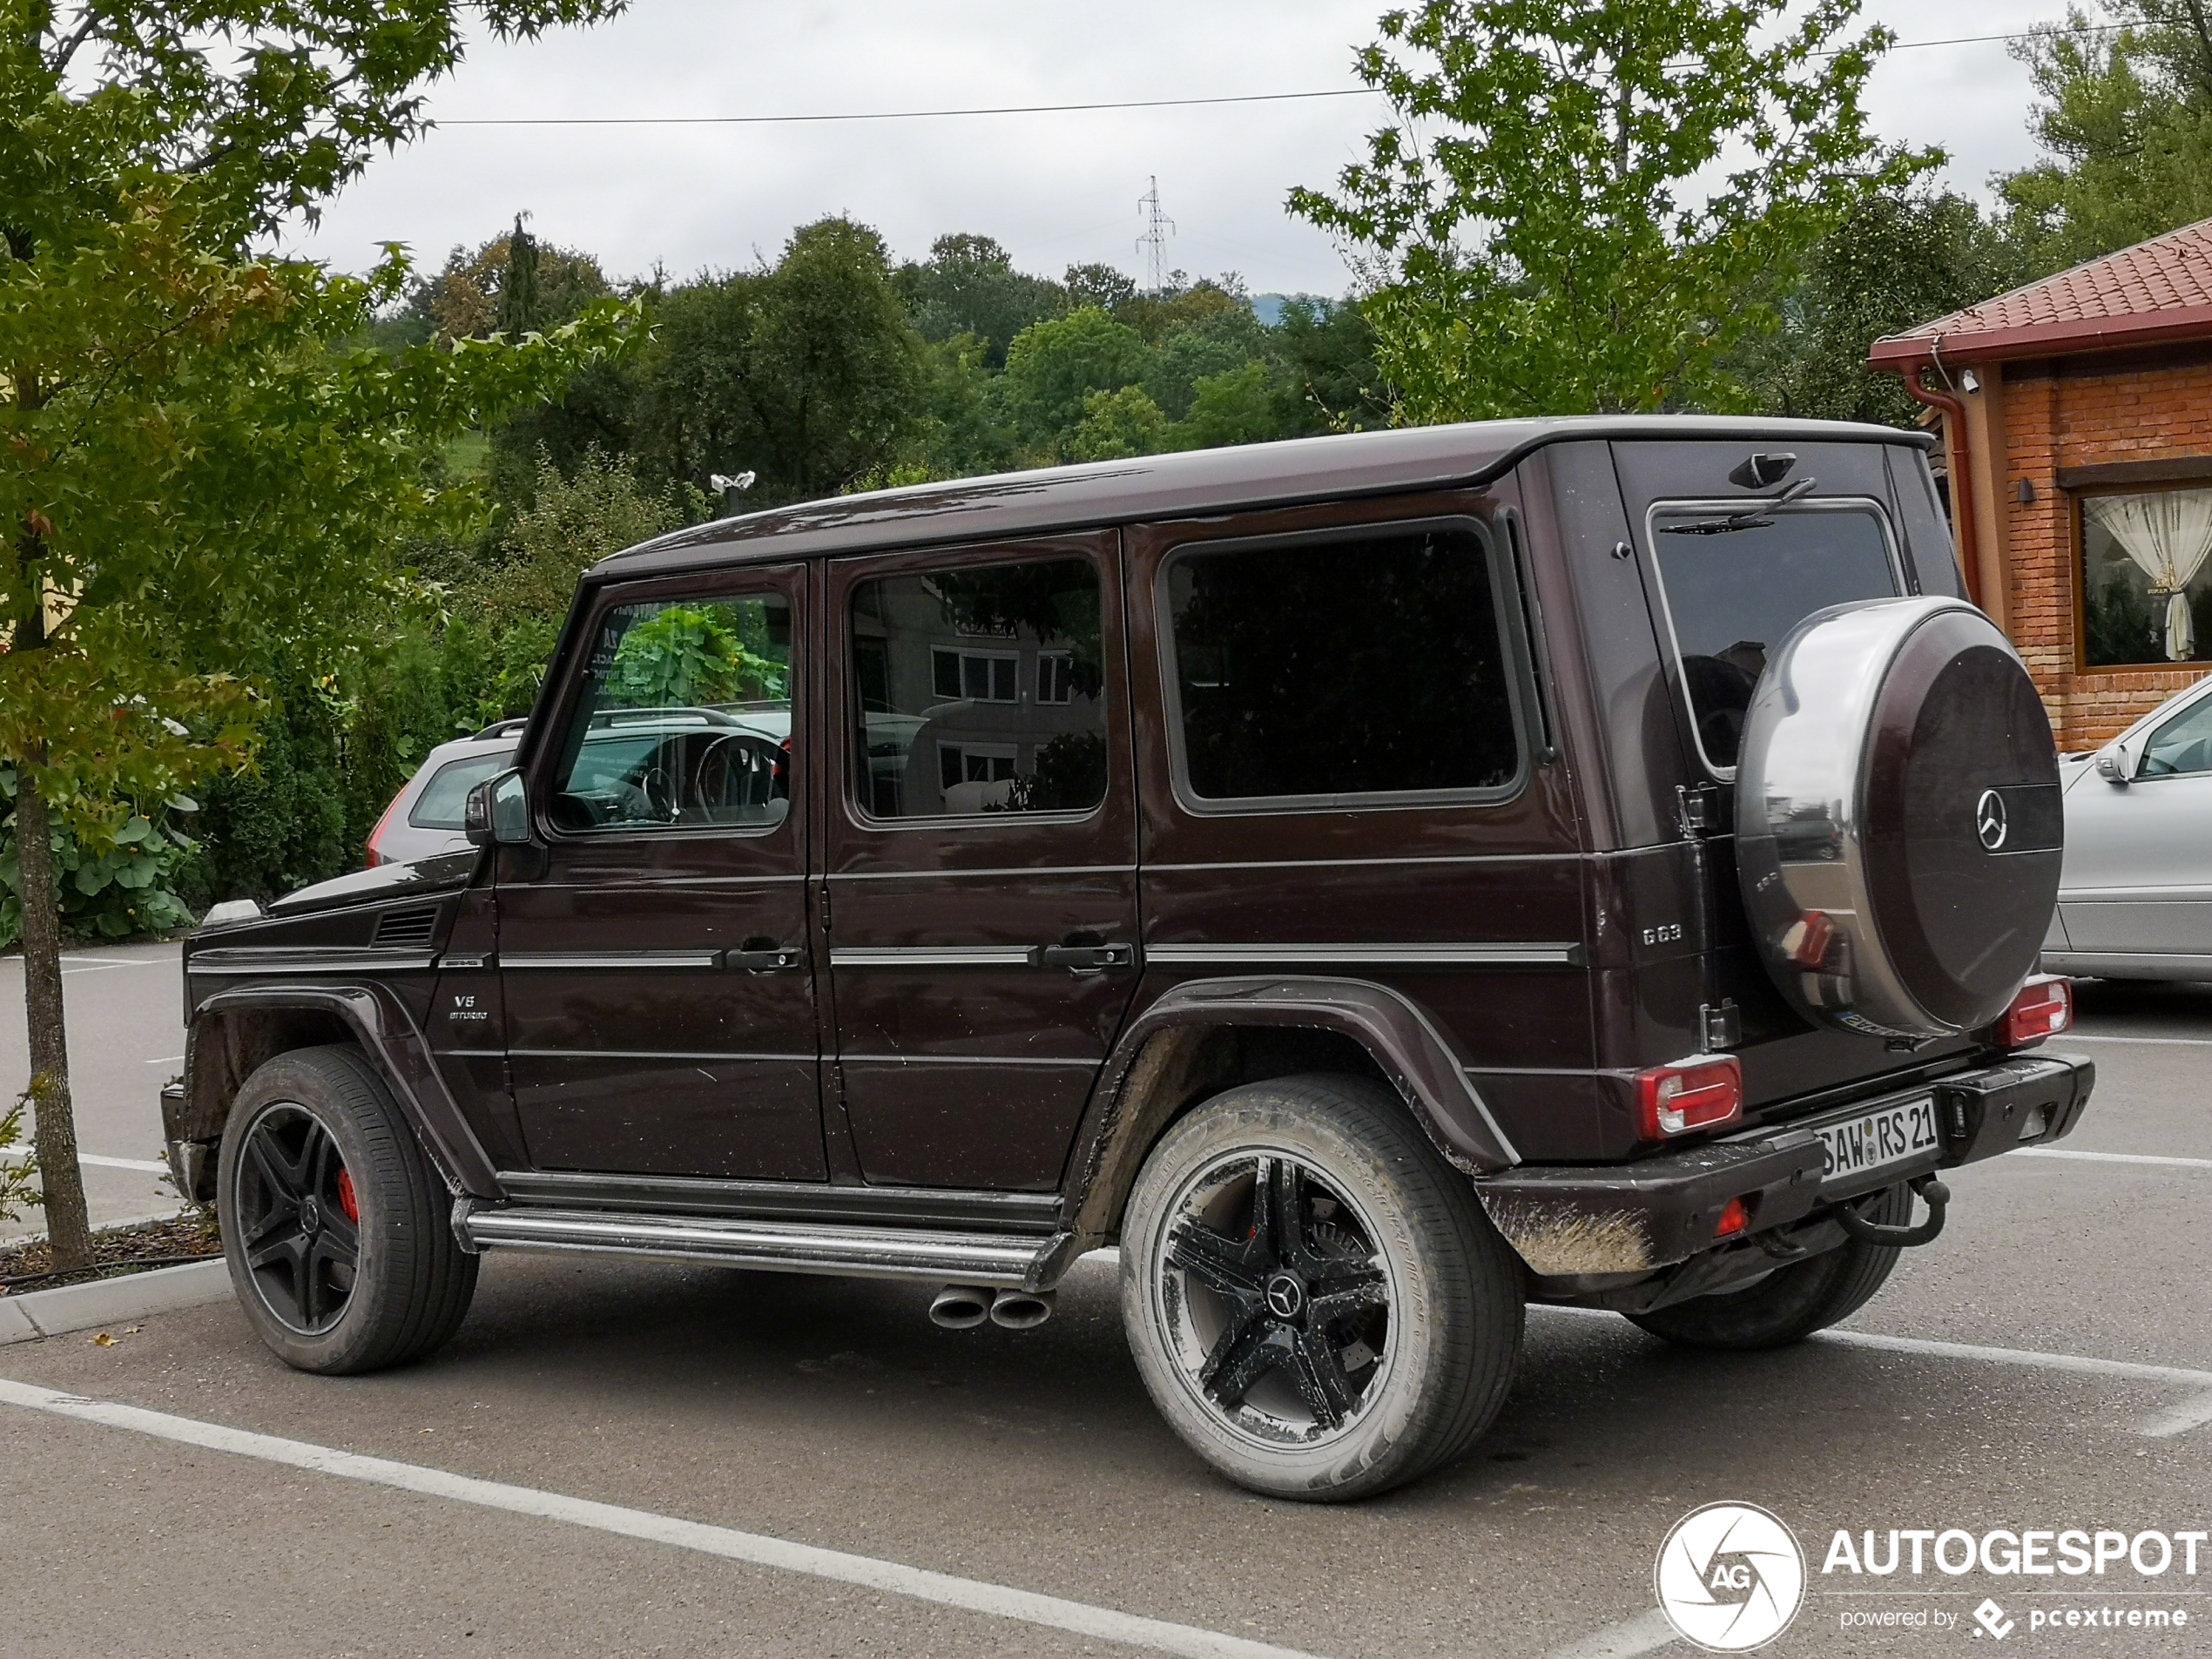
[430,20,2127,129]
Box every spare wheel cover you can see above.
[1734,597,2060,1038]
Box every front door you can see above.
[2061,686,2212,957]
[824,533,1141,1190]
[496,563,825,1180]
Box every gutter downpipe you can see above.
[1899,336,1980,610]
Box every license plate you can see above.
[1817,1097,1939,1186]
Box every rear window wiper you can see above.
[1659,475,1818,536]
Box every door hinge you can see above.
[1676,783,1723,838]
[1701,998,1742,1051]
[818,884,832,934]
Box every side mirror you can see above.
[464,768,532,846]
[2093,744,2133,787]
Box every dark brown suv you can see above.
[165,416,2094,1500]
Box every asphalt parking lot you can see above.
[3,954,2209,1657]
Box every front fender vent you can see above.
[372,905,442,950]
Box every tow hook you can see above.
[1835,1173,1950,1248]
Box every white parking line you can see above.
[2018,1148,2212,1170]
[0,1144,172,1176]
[1541,1309,2212,1438]
[0,1377,1333,1659]
[1541,1608,1677,1658]
[143,1055,186,1065]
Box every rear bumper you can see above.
[1475,1049,2094,1281]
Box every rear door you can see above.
[2061,685,2212,955]
[496,563,825,1181]
[823,533,1140,1190]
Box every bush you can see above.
[2,772,198,945]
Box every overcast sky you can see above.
[287,1,2053,297]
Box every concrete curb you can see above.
[0,1259,233,1345]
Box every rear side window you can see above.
[1649,504,1900,772]
[1162,525,1522,807]
[408,752,512,829]
[848,555,1108,819]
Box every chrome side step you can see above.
[459,1204,1073,1290]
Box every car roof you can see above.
[590,415,1931,583]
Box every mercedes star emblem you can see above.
[1975,788,2009,852]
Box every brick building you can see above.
[1869,216,2212,747]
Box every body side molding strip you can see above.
[1145,941,1584,968]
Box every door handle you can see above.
[723,946,804,972]
[1035,942,1136,972]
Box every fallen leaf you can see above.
[91,1332,117,1346]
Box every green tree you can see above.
[1068,385,1174,461]
[1179,362,1284,450]
[897,233,1068,367]
[2000,4,2212,270]
[1273,298,1393,432]
[1734,189,2034,426]
[1002,307,1154,455]
[1289,0,1933,421]
[630,219,924,505]
[1,0,631,1269]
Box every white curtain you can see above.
[2084,489,2212,661]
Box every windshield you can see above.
[1649,505,1900,772]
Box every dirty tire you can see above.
[219,1044,477,1374]
[1121,1073,1523,1501]
[1623,1184,1910,1352]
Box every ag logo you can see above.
[1654,1502,1805,1651]
[1975,788,2009,852]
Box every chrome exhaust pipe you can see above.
[929,1285,993,1330]
[988,1288,1055,1331]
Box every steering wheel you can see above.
[691,732,767,815]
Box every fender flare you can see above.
[173,983,500,1201]
[1063,974,1521,1243]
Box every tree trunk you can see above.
[14,766,92,1269]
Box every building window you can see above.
[932,646,1019,703]
[1037,651,1075,704]
[2080,488,2212,667]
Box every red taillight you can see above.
[1716,1197,1748,1237]
[365,792,403,868]
[1636,1055,1743,1139]
[2000,975,2072,1049]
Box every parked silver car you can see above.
[365,705,792,867]
[2043,671,2212,981]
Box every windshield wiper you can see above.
[1660,475,1818,536]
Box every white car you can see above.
[2043,671,2212,981]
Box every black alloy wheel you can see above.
[1163,1152,1393,1439]
[234,1102,361,1334]
[219,1044,477,1374]
[1123,1074,1522,1500]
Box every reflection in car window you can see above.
[2141,691,2212,778]
[548,592,793,833]
[1164,527,1520,804]
[849,556,1106,819]
[1651,507,1898,771]
[408,752,513,830]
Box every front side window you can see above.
[849,555,1108,819]
[2080,488,2212,669]
[547,590,793,833]
[2141,690,2212,779]
[1163,525,1521,806]
[1649,505,1900,772]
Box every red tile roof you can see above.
[1868,215,2212,367]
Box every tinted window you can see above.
[1164,527,1521,804]
[548,592,793,833]
[1650,506,1898,771]
[408,752,512,829]
[849,556,1107,819]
